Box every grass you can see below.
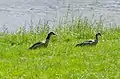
[0,17,120,79]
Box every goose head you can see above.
[96,32,101,36]
[49,32,56,35]
[46,32,56,39]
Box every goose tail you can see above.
[29,45,35,49]
[29,46,33,49]
[75,43,83,47]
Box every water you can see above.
[0,0,120,32]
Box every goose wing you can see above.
[29,42,44,49]
[76,40,95,47]
[82,40,95,45]
[84,40,95,44]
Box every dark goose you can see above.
[76,33,101,47]
[29,32,56,49]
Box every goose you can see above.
[75,33,101,47]
[29,32,56,49]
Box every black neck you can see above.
[95,34,99,40]
[46,34,51,39]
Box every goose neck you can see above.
[46,34,51,39]
[95,34,99,40]
[45,34,51,45]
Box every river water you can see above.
[0,0,120,32]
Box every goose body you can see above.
[76,33,101,47]
[29,32,56,49]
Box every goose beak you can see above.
[53,33,56,35]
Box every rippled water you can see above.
[0,0,120,32]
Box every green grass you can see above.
[0,18,120,79]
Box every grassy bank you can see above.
[0,18,120,79]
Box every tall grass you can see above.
[0,17,120,79]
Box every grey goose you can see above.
[29,32,56,49]
[76,33,101,47]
